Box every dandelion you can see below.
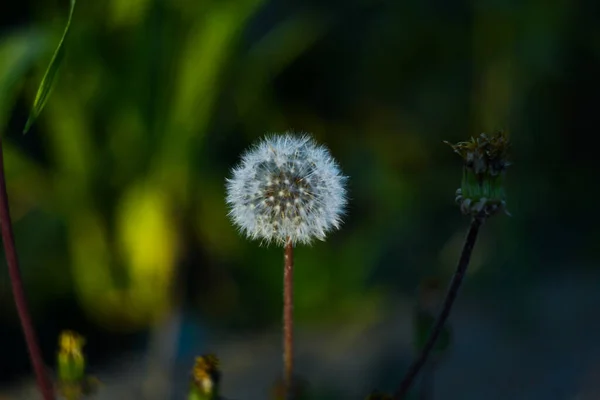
[226,133,347,246]
[226,132,347,397]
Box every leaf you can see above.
[23,0,76,134]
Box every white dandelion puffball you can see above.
[226,133,348,246]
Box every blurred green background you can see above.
[1,0,599,399]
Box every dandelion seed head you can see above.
[226,132,348,246]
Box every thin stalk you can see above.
[283,238,294,399]
[418,358,435,400]
[394,215,484,399]
[0,135,55,400]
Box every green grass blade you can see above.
[23,0,76,134]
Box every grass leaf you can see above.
[23,0,76,134]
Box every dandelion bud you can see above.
[189,354,221,400]
[57,330,86,384]
[445,130,511,217]
[226,133,347,246]
[56,330,100,399]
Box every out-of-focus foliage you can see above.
[1,0,394,333]
[4,0,270,331]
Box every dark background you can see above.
[1,0,599,399]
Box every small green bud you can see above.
[56,330,100,400]
[445,130,511,217]
[57,330,86,383]
[189,354,221,400]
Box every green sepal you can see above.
[461,167,505,203]
[57,352,85,383]
[188,385,216,400]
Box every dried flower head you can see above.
[445,130,511,176]
[445,130,511,217]
[226,133,347,246]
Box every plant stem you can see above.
[283,238,294,399]
[0,135,55,400]
[418,358,435,400]
[394,215,484,399]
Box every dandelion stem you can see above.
[283,238,294,398]
[394,214,484,399]
[0,135,54,400]
[418,358,435,400]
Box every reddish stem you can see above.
[0,135,55,400]
[283,239,294,399]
